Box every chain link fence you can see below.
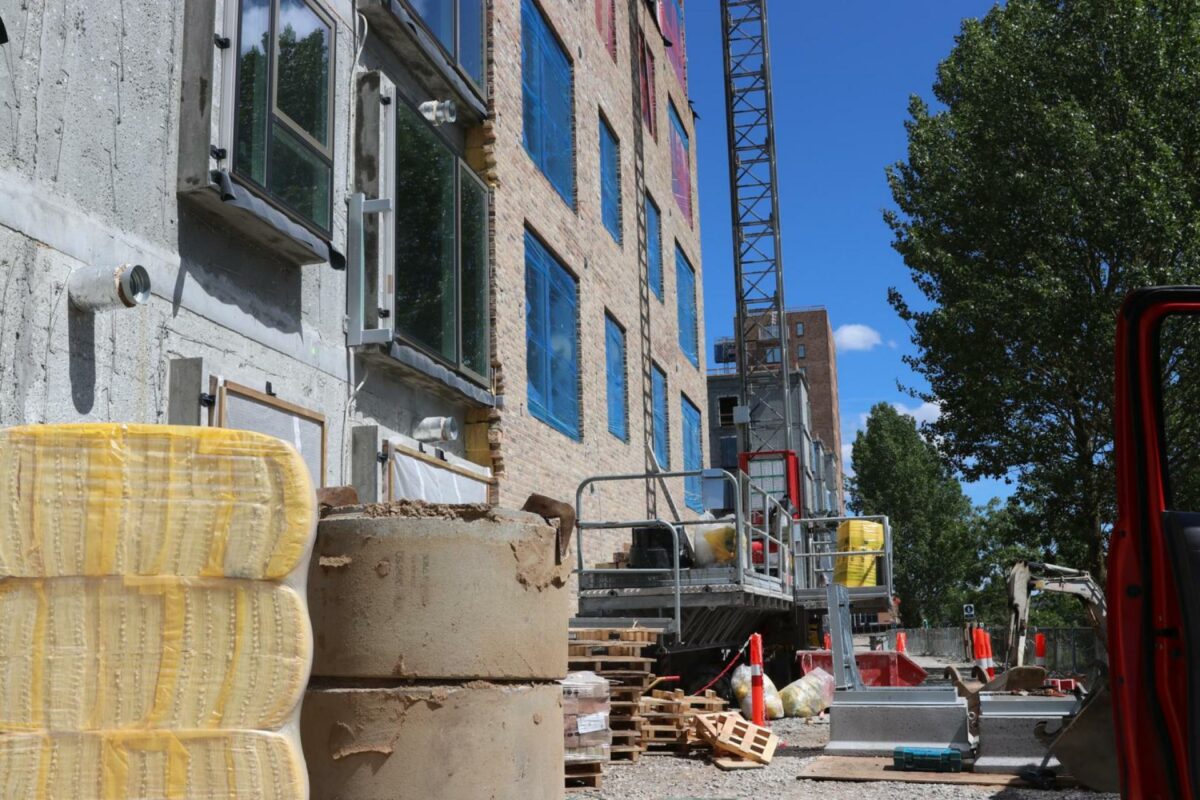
[893,626,1102,675]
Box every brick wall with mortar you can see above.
[785,309,843,512]
[488,0,709,575]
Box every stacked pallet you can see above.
[568,627,661,762]
[640,690,729,753]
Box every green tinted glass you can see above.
[235,0,271,183]
[394,104,457,363]
[275,0,331,147]
[460,167,489,376]
[269,122,331,230]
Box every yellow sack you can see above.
[834,520,883,588]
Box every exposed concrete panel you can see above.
[301,683,564,800]
[309,506,569,680]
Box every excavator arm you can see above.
[1005,561,1107,669]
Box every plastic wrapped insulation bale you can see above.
[0,424,317,800]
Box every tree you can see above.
[885,0,1200,576]
[847,404,979,626]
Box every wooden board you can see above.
[714,756,765,771]
[797,757,1034,787]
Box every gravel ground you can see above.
[579,718,1118,800]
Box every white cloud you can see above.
[893,400,942,427]
[841,443,855,477]
[833,324,883,352]
[887,339,898,349]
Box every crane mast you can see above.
[720,0,794,458]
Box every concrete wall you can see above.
[0,0,707,580]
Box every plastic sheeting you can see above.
[388,442,490,505]
[0,424,315,800]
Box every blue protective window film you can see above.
[647,195,663,300]
[676,246,699,367]
[605,315,628,440]
[525,231,580,439]
[522,0,574,205]
[600,116,622,243]
[652,363,669,468]
[682,394,703,512]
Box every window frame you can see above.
[795,321,805,336]
[605,312,629,441]
[646,193,664,301]
[675,244,699,368]
[525,229,581,441]
[639,31,657,138]
[652,361,669,469]
[389,94,492,387]
[599,112,622,245]
[717,395,738,427]
[668,100,692,222]
[795,343,806,360]
[231,0,337,237]
[766,346,781,364]
[682,393,703,512]
[521,0,576,208]
[402,0,487,95]
[595,0,617,59]
[659,0,687,90]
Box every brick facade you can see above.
[489,0,708,572]
[785,309,843,512]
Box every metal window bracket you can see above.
[346,192,395,347]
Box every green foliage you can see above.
[885,0,1200,577]
[847,404,978,626]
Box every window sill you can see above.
[359,0,488,124]
[179,171,344,268]
[359,340,495,409]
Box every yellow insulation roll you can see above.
[0,424,315,580]
[0,577,310,731]
[0,730,304,800]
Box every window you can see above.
[234,0,335,234]
[595,0,616,59]
[795,321,805,336]
[522,0,574,206]
[652,363,669,468]
[718,396,738,427]
[668,102,692,221]
[718,436,738,470]
[408,0,485,87]
[795,343,806,359]
[647,195,663,300]
[394,101,490,380]
[682,394,703,512]
[766,346,781,364]
[659,0,686,90]
[605,314,628,440]
[762,324,780,340]
[600,116,622,244]
[525,231,580,439]
[639,34,657,137]
[676,246,698,367]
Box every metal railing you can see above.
[575,468,794,643]
[896,626,1103,675]
[792,515,893,597]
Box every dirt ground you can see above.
[579,718,1117,800]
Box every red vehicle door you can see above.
[1112,287,1200,798]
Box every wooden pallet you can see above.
[639,690,729,753]
[569,627,660,644]
[565,761,603,791]
[694,712,778,765]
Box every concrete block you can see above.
[826,687,972,757]
[309,505,569,680]
[301,683,564,800]
[975,693,1078,775]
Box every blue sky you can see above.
[685,0,1012,505]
